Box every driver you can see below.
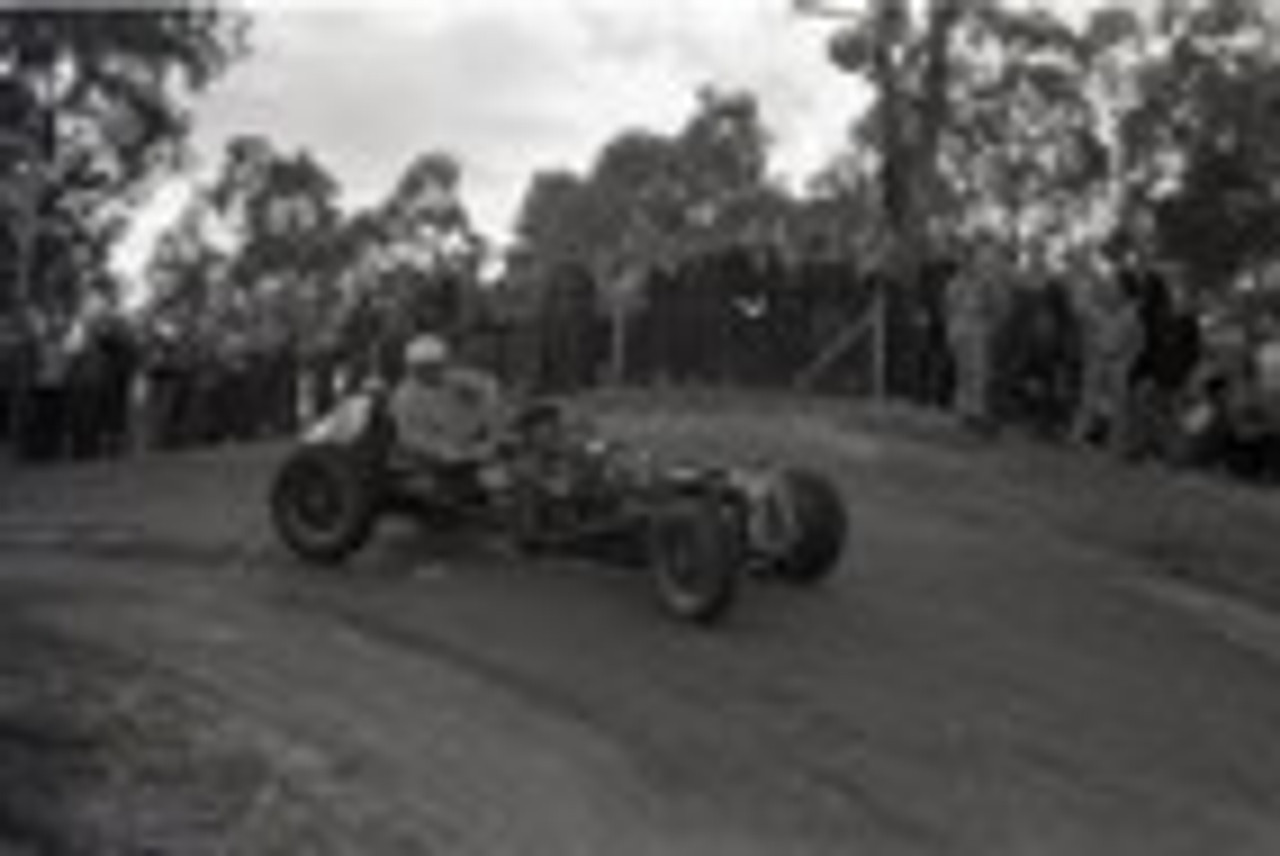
[389,333,506,467]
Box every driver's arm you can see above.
[448,367,509,452]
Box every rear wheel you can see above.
[770,469,847,585]
[648,499,739,624]
[271,444,380,564]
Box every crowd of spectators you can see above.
[3,294,139,462]
[0,275,481,465]
[939,241,1280,483]
[3,241,1279,487]
[1,298,310,463]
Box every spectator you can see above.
[1072,260,1144,452]
[946,241,1004,433]
[894,259,954,406]
[64,311,108,460]
[62,289,135,460]
[1126,263,1202,460]
[142,322,188,450]
[0,322,23,451]
[95,312,140,456]
[21,313,73,462]
[996,255,1082,438]
[1182,362,1280,483]
[1258,322,1280,401]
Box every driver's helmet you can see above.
[404,333,449,369]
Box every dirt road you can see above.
[3,396,1280,854]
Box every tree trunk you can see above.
[870,0,962,400]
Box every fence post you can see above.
[872,280,888,401]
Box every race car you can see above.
[270,389,848,624]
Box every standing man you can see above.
[24,311,73,462]
[946,240,1003,433]
[1125,261,1201,460]
[1072,258,1144,452]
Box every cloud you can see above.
[565,0,859,170]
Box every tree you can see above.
[827,0,966,272]
[0,4,250,315]
[798,149,882,263]
[203,135,341,271]
[514,169,599,274]
[147,135,345,360]
[819,0,1280,277]
[812,0,968,398]
[330,151,484,349]
[513,88,785,383]
[940,4,1111,260]
[145,188,228,338]
[1126,0,1280,291]
[516,88,781,281]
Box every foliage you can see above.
[210,135,341,282]
[1129,0,1280,289]
[335,150,484,335]
[146,139,498,367]
[812,0,1280,297]
[0,3,250,314]
[146,135,344,356]
[826,0,967,269]
[941,4,1109,258]
[514,87,787,291]
[145,187,226,336]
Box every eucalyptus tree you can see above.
[0,4,249,314]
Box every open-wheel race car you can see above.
[269,389,848,624]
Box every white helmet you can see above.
[405,333,448,367]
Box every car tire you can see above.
[649,499,739,625]
[271,443,380,565]
[770,469,847,585]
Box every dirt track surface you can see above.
[4,394,1280,854]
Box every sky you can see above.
[111,0,1186,292]
[113,0,866,285]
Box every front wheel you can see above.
[648,499,739,625]
[271,444,380,565]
